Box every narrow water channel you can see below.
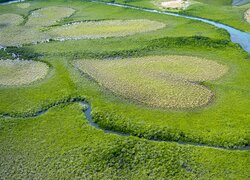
[1,99,249,150]
[93,1,250,54]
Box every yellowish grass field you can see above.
[0,59,49,86]
[0,7,165,46]
[0,7,75,46]
[0,26,50,46]
[16,3,30,9]
[26,6,75,27]
[74,56,228,109]
[0,14,23,28]
[49,20,166,40]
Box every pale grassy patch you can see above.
[0,14,23,28]
[0,6,74,46]
[16,3,30,9]
[48,20,166,40]
[154,0,190,9]
[26,6,75,27]
[74,56,228,109]
[245,9,250,24]
[0,26,50,46]
[0,8,164,46]
[0,59,49,86]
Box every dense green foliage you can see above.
[0,0,249,178]
[1,104,249,179]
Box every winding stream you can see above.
[93,1,250,54]
[1,99,249,150]
[1,0,250,53]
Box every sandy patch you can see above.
[160,0,189,9]
[245,9,250,24]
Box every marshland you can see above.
[0,0,250,179]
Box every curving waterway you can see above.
[1,0,250,53]
[92,1,250,54]
[1,98,249,150]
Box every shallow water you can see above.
[1,0,250,53]
[95,1,250,54]
[232,0,250,6]
[0,0,24,5]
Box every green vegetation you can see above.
[108,0,250,32]
[1,103,249,179]
[0,59,49,86]
[195,0,231,5]
[0,0,249,178]
[183,0,250,32]
[74,56,228,109]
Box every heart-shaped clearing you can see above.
[74,56,228,109]
[48,19,165,40]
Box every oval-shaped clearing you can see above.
[0,6,75,46]
[0,59,49,86]
[49,19,166,40]
[0,13,23,28]
[74,56,228,109]
[245,9,250,24]
[26,6,75,27]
